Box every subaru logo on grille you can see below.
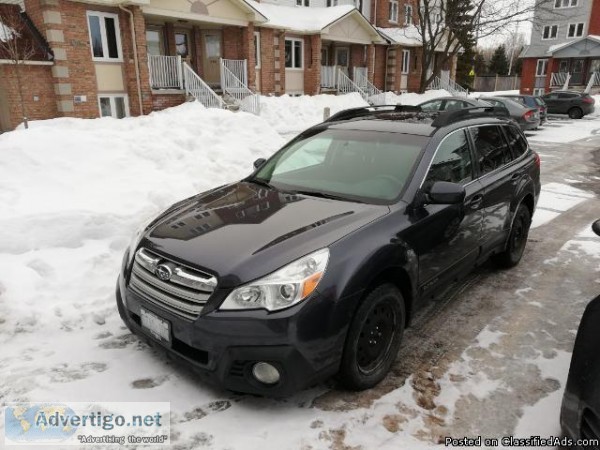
[155,264,172,281]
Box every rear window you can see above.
[534,97,546,106]
[254,129,428,203]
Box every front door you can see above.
[571,59,585,84]
[406,129,483,297]
[335,47,349,76]
[202,30,222,86]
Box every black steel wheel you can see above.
[338,284,405,390]
[492,203,532,268]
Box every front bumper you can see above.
[116,273,346,396]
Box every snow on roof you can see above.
[244,0,355,32]
[547,35,600,54]
[377,26,422,47]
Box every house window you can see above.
[336,47,349,67]
[175,32,189,58]
[254,31,261,69]
[146,29,164,56]
[542,24,558,40]
[533,88,545,96]
[86,11,122,61]
[536,59,548,76]
[555,0,578,7]
[404,5,413,25]
[296,0,310,5]
[98,95,129,119]
[285,38,303,69]
[389,0,399,22]
[567,22,584,37]
[401,49,410,74]
[327,0,339,5]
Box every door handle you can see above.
[466,194,483,209]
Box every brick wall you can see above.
[520,58,537,94]
[303,35,321,95]
[223,26,243,60]
[350,44,366,78]
[373,45,387,89]
[407,47,422,92]
[275,31,285,94]
[242,23,256,90]
[589,0,600,35]
[0,64,58,129]
[152,93,186,111]
[258,28,274,93]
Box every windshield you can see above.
[253,129,427,203]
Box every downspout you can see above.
[119,4,144,116]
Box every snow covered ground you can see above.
[0,92,599,449]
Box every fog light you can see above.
[252,362,280,385]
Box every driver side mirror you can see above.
[253,158,266,170]
[427,181,466,204]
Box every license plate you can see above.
[140,308,171,344]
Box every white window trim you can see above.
[86,11,123,62]
[554,0,578,9]
[98,94,130,118]
[536,58,548,76]
[567,22,585,38]
[285,38,304,70]
[533,88,545,96]
[254,31,261,69]
[389,0,399,23]
[541,24,559,40]
[404,4,413,25]
[296,0,310,6]
[401,49,410,74]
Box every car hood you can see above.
[141,181,390,287]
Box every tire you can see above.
[491,203,532,269]
[338,284,406,391]
[568,107,583,119]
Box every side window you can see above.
[424,130,473,187]
[420,99,444,111]
[504,125,529,158]
[470,126,513,175]
[445,100,464,111]
[558,92,577,99]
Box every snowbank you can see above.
[259,93,368,133]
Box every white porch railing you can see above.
[550,72,569,87]
[337,68,368,101]
[354,67,386,105]
[148,55,183,89]
[428,75,468,97]
[220,58,260,115]
[321,65,337,88]
[221,59,248,87]
[584,72,600,93]
[183,62,224,109]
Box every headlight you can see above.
[219,248,330,312]
[127,214,158,265]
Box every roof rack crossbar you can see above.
[430,106,510,127]
[324,104,423,123]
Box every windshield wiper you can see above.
[293,190,362,203]
[248,177,273,189]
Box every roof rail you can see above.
[431,106,510,127]
[324,105,422,123]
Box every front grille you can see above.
[129,248,217,320]
[581,409,600,449]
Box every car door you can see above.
[543,93,559,113]
[405,129,484,297]
[557,92,580,114]
[468,125,517,253]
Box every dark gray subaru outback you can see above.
[116,106,540,396]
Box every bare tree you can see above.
[0,6,37,129]
[407,0,556,92]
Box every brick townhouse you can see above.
[0,0,456,131]
[520,0,600,95]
